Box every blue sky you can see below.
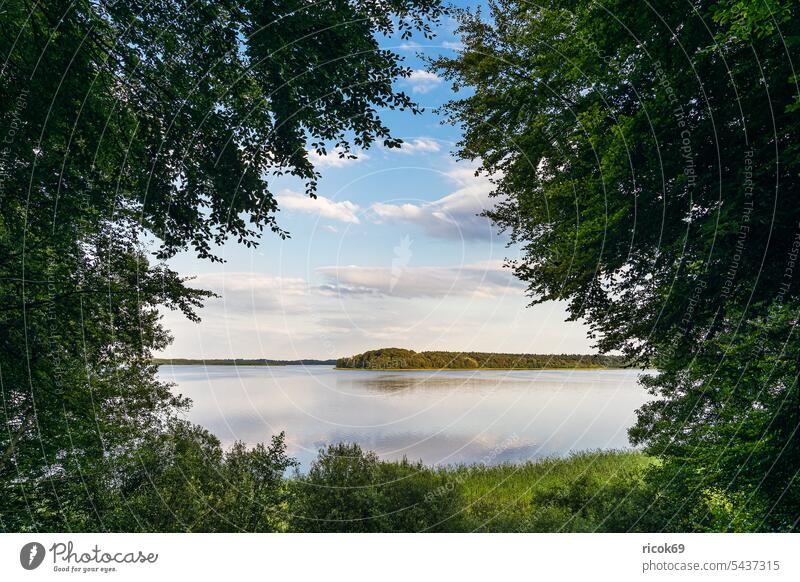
[159,6,593,360]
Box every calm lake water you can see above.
[159,365,652,470]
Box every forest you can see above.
[152,358,337,366]
[336,348,628,370]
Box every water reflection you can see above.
[159,365,652,471]
[343,373,512,393]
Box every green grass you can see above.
[442,451,657,532]
[286,446,659,532]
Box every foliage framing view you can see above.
[0,0,447,531]
[435,0,800,530]
[1,0,798,533]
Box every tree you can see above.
[436,0,800,530]
[1,0,446,531]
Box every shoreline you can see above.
[155,362,629,371]
[334,366,629,371]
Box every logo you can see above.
[20,542,46,570]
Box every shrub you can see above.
[290,443,382,532]
[289,443,462,532]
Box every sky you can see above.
[157,7,593,360]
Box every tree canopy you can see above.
[0,0,446,531]
[436,0,800,530]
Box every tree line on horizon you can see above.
[152,358,337,366]
[336,348,629,370]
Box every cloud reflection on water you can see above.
[160,365,652,471]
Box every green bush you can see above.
[373,460,464,532]
[290,443,381,532]
[101,422,296,532]
[289,443,462,532]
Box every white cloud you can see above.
[159,269,593,359]
[441,40,464,50]
[316,260,522,299]
[406,69,443,94]
[277,189,361,224]
[394,137,442,155]
[190,272,310,314]
[307,147,369,168]
[368,162,498,239]
[398,41,421,51]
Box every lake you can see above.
[159,365,652,470]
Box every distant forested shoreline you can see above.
[336,348,630,370]
[153,350,629,369]
[153,358,337,366]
